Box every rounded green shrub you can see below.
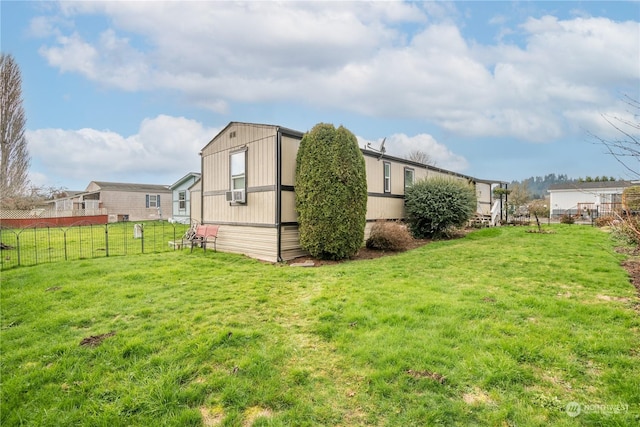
[405,177,476,238]
[295,123,368,260]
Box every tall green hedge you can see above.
[405,177,477,238]
[295,123,368,260]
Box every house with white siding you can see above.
[548,180,635,218]
[193,122,504,262]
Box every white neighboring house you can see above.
[548,181,636,217]
[169,172,201,224]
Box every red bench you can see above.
[189,224,219,252]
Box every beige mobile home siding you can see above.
[280,225,307,261]
[101,190,172,222]
[280,135,300,187]
[214,225,279,262]
[189,180,202,223]
[201,123,277,226]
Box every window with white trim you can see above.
[178,191,186,210]
[146,194,160,208]
[404,168,414,191]
[230,150,246,191]
[384,162,391,193]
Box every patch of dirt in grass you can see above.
[45,286,62,292]
[406,369,446,384]
[243,406,273,427]
[199,406,224,426]
[596,294,631,303]
[463,387,493,405]
[79,331,116,347]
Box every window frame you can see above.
[146,194,160,208]
[404,167,415,191]
[178,190,186,210]
[229,148,247,204]
[383,161,391,193]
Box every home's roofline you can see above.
[360,149,506,185]
[88,181,171,192]
[201,121,505,185]
[548,180,636,191]
[170,172,201,189]
[201,122,304,153]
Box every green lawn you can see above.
[1,225,638,426]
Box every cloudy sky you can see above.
[2,1,639,190]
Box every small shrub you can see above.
[594,216,615,227]
[405,177,476,239]
[366,220,415,251]
[560,214,575,224]
[611,215,640,246]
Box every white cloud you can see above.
[26,115,218,188]
[32,3,639,143]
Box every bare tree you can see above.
[407,149,436,166]
[1,53,30,206]
[591,95,640,178]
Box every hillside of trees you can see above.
[510,174,620,199]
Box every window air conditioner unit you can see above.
[232,190,245,203]
[225,190,246,203]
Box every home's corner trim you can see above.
[276,130,283,262]
[200,150,204,224]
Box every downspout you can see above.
[276,131,283,262]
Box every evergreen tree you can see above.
[295,123,368,260]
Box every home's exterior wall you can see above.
[213,225,279,262]
[476,182,493,215]
[363,152,471,221]
[280,225,307,261]
[549,187,626,216]
[189,180,202,224]
[201,123,278,226]
[199,123,281,261]
[171,175,200,223]
[101,189,172,222]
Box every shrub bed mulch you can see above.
[287,238,431,267]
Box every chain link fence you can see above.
[0,220,192,270]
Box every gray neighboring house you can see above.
[169,172,201,224]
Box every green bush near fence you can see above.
[0,221,190,269]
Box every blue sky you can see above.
[2,1,639,190]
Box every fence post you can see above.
[33,228,38,265]
[141,223,145,254]
[105,225,109,257]
[63,230,68,261]
[16,233,21,267]
[47,227,52,263]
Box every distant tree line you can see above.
[509,173,620,199]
